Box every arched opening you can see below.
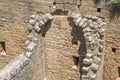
[41,15,87,80]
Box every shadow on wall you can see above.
[67,17,87,80]
[109,9,120,23]
[41,20,52,37]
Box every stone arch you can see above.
[69,12,106,80]
[0,12,106,80]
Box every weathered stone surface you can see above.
[83,58,92,65]
[25,52,32,58]
[82,66,90,72]
[26,41,37,52]
[91,63,99,71]
[79,18,87,26]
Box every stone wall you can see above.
[0,0,120,80]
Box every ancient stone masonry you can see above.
[69,12,106,80]
[0,13,53,80]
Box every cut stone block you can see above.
[91,63,99,71]
[81,75,89,80]
[83,27,91,32]
[82,66,90,72]
[44,13,53,20]
[56,4,64,10]
[34,22,41,32]
[83,58,92,65]
[86,53,93,58]
[28,24,33,31]
[25,40,30,47]
[97,52,102,56]
[81,22,88,29]
[74,17,82,25]
[30,15,36,19]
[85,15,92,19]
[93,56,101,64]
[79,18,87,26]
[32,37,38,43]
[25,52,32,58]
[29,19,36,25]
[83,33,90,38]
[90,74,96,80]
[92,16,98,21]
[71,13,80,19]
[26,41,37,52]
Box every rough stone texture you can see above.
[0,0,120,80]
[44,16,80,80]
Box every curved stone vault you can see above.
[0,12,106,80]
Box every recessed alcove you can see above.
[0,41,6,52]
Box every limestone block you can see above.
[82,66,90,72]
[41,16,48,23]
[85,15,92,19]
[90,74,96,80]
[99,39,104,45]
[92,16,98,21]
[99,44,104,51]
[25,40,30,47]
[81,22,88,29]
[44,13,53,20]
[79,18,87,26]
[81,75,89,80]
[25,52,32,58]
[26,41,37,52]
[56,4,64,10]
[83,33,90,38]
[32,37,38,43]
[29,19,36,25]
[86,53,93,58]
[30,15,36,20]
[71,13,80,19]
[27,33,34,40]
[83,27,91,32]
[83,58,92,65]
[34,22,41,32]
[97,52,102,56]
[28,24,34,31]
[69,0,80,5]
[55,0,64,4]
[74,17,82,25]
[85,36,93,42]
[38,20,45,26]
[91,63,99,71]
[93,56,101,64]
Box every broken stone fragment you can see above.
[34,22,41,32]
[91,63,99,71]
[83,58,92,65]
[26,41,37,52]
[82,66,90,72]
[70,13,80,19]
[85,36,93,42]
[79,18,87,26]
[25,52,32,58]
